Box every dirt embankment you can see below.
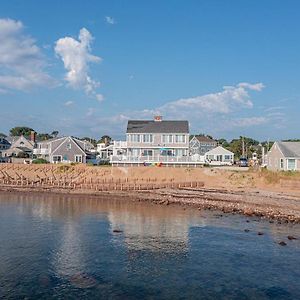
[1,164,300,223]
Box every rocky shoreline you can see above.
[1,184,300,224]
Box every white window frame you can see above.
[280,158,284,170]
[287,159,296,171]
[75,155,82,163]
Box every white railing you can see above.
[110,155,203,164]
[33,148,49,155]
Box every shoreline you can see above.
[1,184,300,224]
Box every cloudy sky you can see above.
[0,0,299,141]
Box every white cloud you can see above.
[155,82,264,116]
[229,117,268,127]
[105,16,116,25]
[237,82,265,91]
[86,107,95,117]
[0,18,54,92]
[55,28,102,99]
[64,100,74,107]
[96,94,104,102]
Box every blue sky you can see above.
[0,0,299,141]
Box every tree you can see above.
[0,133,7,138]
[227,136,260,159]
[98,135,112,145]
[217,138,229,148]
[37,133,53,141]
[81,137,97,146]
[10,126,34,137]
[51,131,59,137]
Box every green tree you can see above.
[98,135,112,145]
[81,137,97,146]
[37,133,53,141]
[10,126,34,137]
[51,131,59,137]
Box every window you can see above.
[142,149,153,156]
[162,134,173,143]
[53,156,62,162]
[75,155,82,163]
[280,159,284,169]
[175,135,186,143]
[143,134,153,143]
[161,149,173,156]
[131,134,141,143]
[67,143,72,150]
[224,155,232,161]
[287,159,296,170]
[174,149,184,157]
[131,148,140,157]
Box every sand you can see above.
[1,164,300,223]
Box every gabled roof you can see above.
[276,142,300,158]
[127,120,189,134]
[205,146,233,155]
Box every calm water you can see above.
[1,192,300,299]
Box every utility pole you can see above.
[242,136,245,158]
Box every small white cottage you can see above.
[205,146,234,165]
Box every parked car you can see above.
[239,157,248,167]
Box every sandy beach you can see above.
[1,164,300,223]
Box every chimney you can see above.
[30,131,36,143]
[154,115,162,122]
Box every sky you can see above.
[0,0,299,141]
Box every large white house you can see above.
[111,116,193,166]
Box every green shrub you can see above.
[32,158,49,164]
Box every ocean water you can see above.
[0,192,300,299]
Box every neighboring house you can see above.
[189,135,217,156]
[2,133,36,158]
[111,116,190,165]
[97,142,113,161]
[34,136,94,163]
[0,137,11,156]
[267,141,300,171]
[205,146,234,165]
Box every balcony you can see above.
[33,148,49,155]
[110,155,203,165]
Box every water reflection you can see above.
[1,192,300,299]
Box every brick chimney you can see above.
[30,131,36,143]
[154,115,162,122]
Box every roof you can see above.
[277,142,300,158]
[127,120,189,134]
[205,146,233,155]
[0,138,11,145]
[194,135,216,143]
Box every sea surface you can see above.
[0,192,300,299]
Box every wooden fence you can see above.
[0,164,204,191]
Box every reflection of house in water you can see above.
[108,210,193,253]
[53,221,87,279]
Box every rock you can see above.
[287,235,297,240]
[278,241,287,246]
[113,229,123,233]
[257,232,264,236]
[246,220,250,223]
[244,229,250,233]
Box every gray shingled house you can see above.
[267,141,300,171]
[34,136,95,163]
[111,116,190,165]
[125,116,189,159]
[189,135,217,156]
